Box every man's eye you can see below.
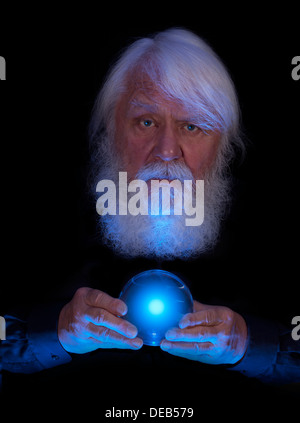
[184,124,199,132]
[141,119,154,128]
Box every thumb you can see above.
[193,300,209,312]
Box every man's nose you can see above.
[153,126,182,162]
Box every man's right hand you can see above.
[58,287,143,353]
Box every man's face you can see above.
[114,84,221,181]
[96,81,230,260]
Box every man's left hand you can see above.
[160,301,248,365]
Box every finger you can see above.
[86,324,143,350]
[85,288,127,316]
[85,307,138,338]
[160,340,213,356]
[165,326,217,343]
[179,309,222,329]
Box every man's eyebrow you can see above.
[128,99,159,113]
[128,99,201,124]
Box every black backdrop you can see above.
[1,6,299,419]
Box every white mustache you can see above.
[135,161,194,183]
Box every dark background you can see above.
[1,5,299,419]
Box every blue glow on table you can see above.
[119,269,193,346]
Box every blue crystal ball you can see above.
[119,269,193,346]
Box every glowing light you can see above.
[119,269,193,346]
[148,299,165,315]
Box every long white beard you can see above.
[92,136,231,260]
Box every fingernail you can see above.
[132,338,143,348]
[165,329,177,340]
[117,302,127,316]
[160,340,171,350]
[179,317,189,329]
[127,326,138,338]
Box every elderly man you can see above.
[58,28,248,365]
[2,28,300,389]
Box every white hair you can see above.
[89,27,244,174]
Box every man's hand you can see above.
[58,287,143,353]
[160,301,248,365]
